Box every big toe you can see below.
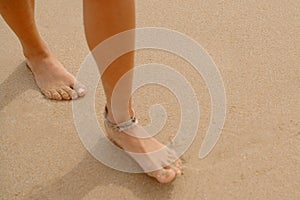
[63,86,79,100]
[72,81,86,97]
[148,168,177,184]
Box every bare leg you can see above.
[83,0,182,183]
[0,0,85,100]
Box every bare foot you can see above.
[104,121,182,183]
[26,53,86,100]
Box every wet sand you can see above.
[0,0,299,199]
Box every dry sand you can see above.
[0,0,299,199]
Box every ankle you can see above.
[105,106,135,124]
[23,48,55,73]
[24,49,52,60]
[23,42,52,61]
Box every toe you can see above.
[154,169,177,183]
[72,81,86,97]
[173,159,183,175]
[57,88,71,100]
[41,89,52,99]
[170,163,182,176]
[175,159,183,169]
[163,159,182,177]
[164,150,182,176]
[50,89,63,101]
[63,86,78,100]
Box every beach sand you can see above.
[0,0,299,199]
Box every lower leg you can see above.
[0,0,49,58]
[83,0,182,183]
[0,0,85,100]
[83,0,135,121]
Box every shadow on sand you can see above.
[23,152,174,200]
[0,61,39,111]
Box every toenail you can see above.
[78,88,85,95]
